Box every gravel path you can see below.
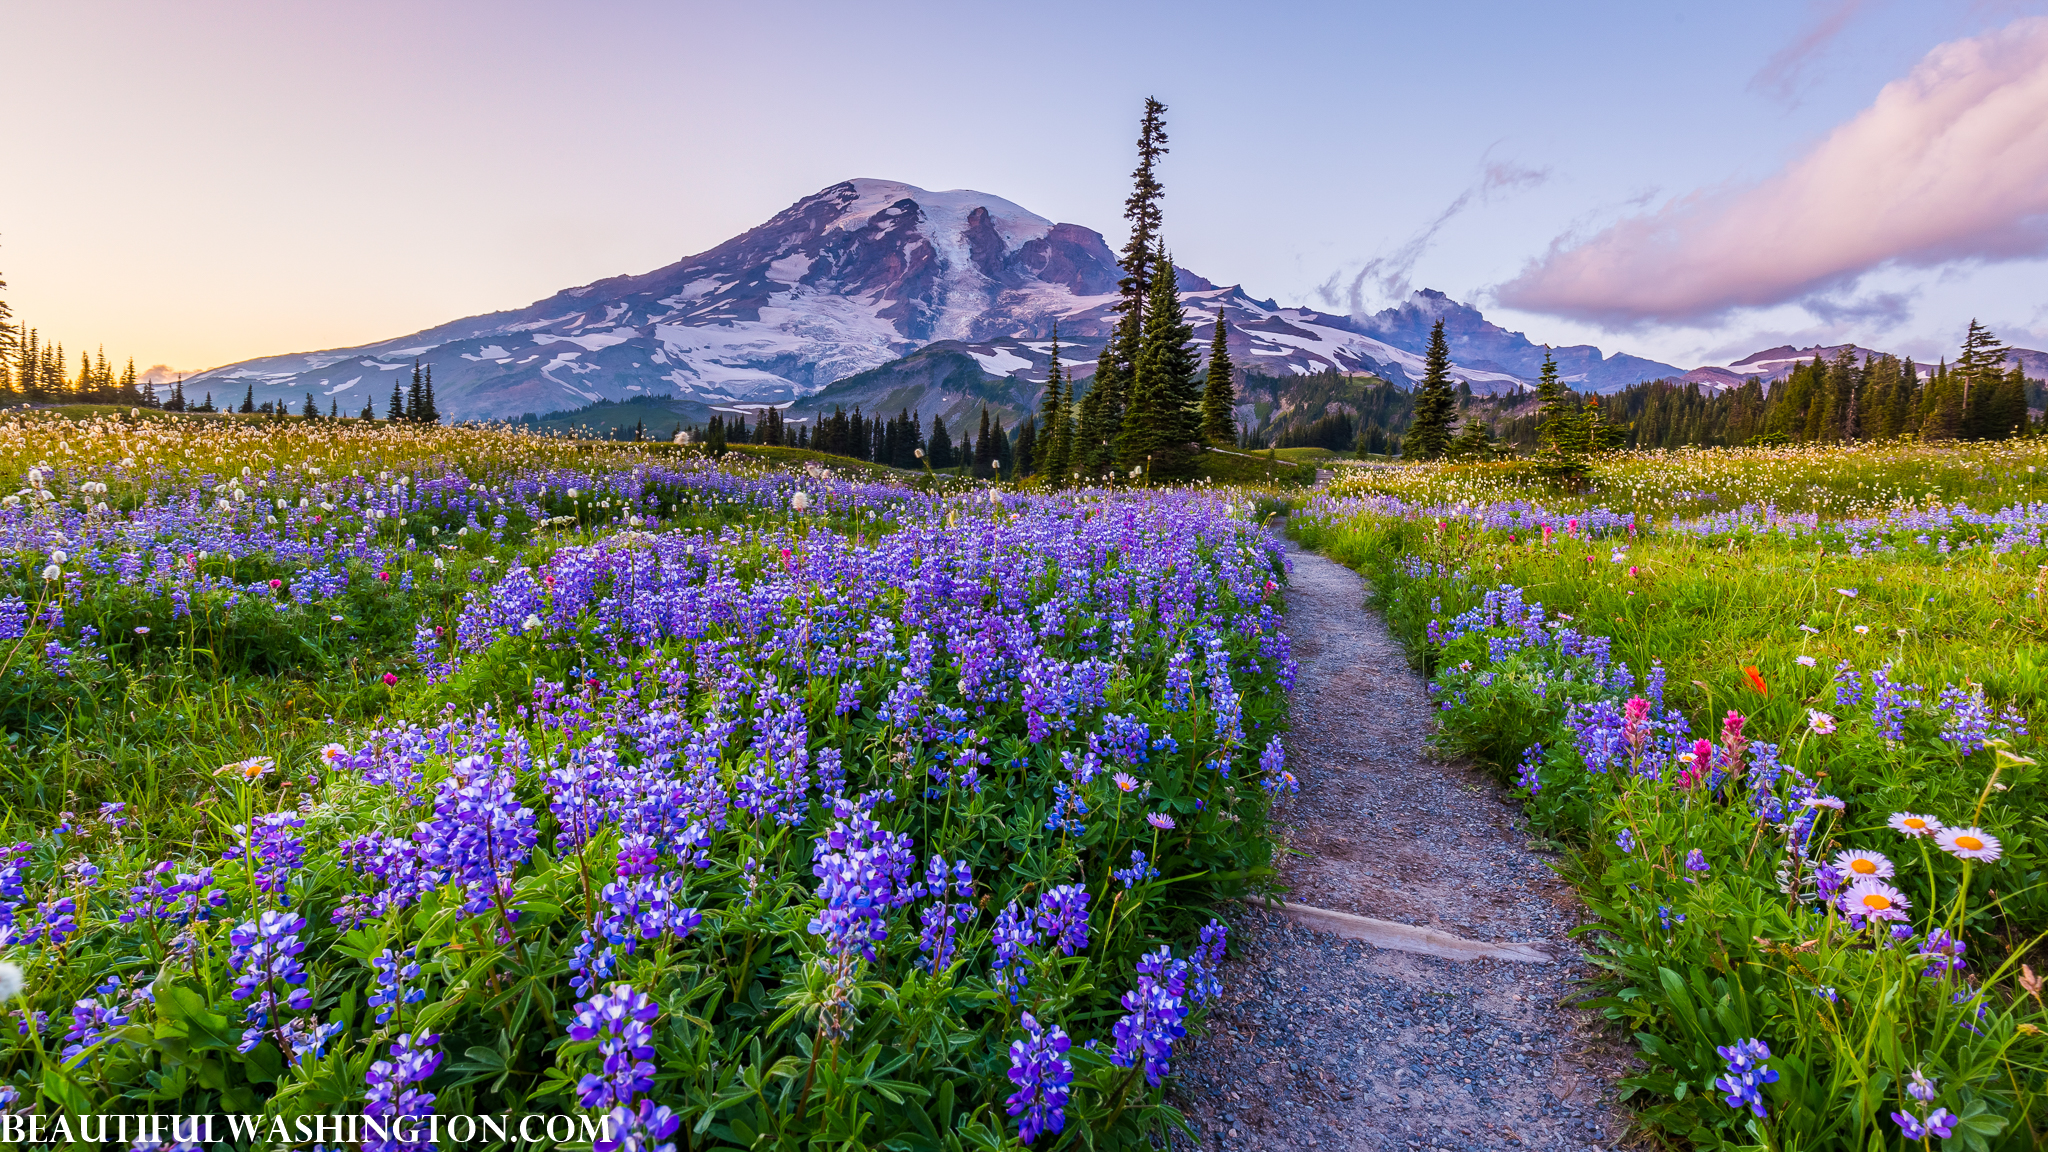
[1170,538,1634,1152]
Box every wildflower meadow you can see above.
[0,410,1298,1149]
[1295,440,2048,1150]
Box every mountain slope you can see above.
[190,180,1699,421]
[1349,289,1686,392]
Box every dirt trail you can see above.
[1171,538,1634,1152]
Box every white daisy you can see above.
[1936,827,2002,862]
[1831,848,1894,879]
[1840,878,1910,921]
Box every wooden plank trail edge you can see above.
[1270,900,1555,964]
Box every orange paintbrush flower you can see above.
[1743,665,1768,696]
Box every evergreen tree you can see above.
[1078,346,1122,474]
[1015,416,1037,479]
[1199,314,1236,444]
[1533,350,1573,450]
[1037,326,1068,482]
[991,416,1009,478]
[389,378,405,421]
[1450,416,1495,459]
[241,385,255,414]
[1956,320,2007,438]
[973,408,995,479]
[928,414,954,469]
[1122,243,1199,478]
[0,265,15,389]
[420,367,439,424]
[1115,98,1170,337]
[304,392,318,419]
[407,361,425,422]
[1403,319,1457,460]
[1992,363,2029,439]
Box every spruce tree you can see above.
[928,414,953,469]
[1080,346,1122,475]
[1404,318,1457,460]
[388,379,405,421]
[973,408,994,479]
[421,367,439,424]
[1534,350,1572,450]
[407,361,425,422]
[1199,314,1236,444]
[1037,327,1068,483]
[1956,320,2007,438]
[1122,244,1198,478]
[1115,98,1169,337]
[1015,416,1037,479]
[241,385,256,414]
[0,266,15,387]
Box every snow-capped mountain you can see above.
[1680,344,2046,391]
[1349,289,1686,393]
[186,180,1674,421]
[189,180,1130,420]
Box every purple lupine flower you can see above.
[60,996,130,1063]
[1868,664,1921,741]
[1685,849,1709,874]
[570,929,620,998]
[1110,960,1188,1086]
[806,793,917,962]
[1713,1038,1778,1118]
[412,755,538,920]
[368,947,425,1025]
[915,856,975,971]
[1936,683,1995,755]
[1906,1067,1938,1104]
[1188,919,1228,1004]
[1917,929,1967,977]
[1005,1012,1074,1143]
[992,900,1041,1001]
[595,1100,682,1152]
[364,1032,444,1152]
[1833,661,1864,709]
[1614,828,1635,853]
[599,873,702,954]
[1112,850,1159,889]
[568,984,660,1110]
[1258,736,1285,778]
[1034,885,1091,956]
[1516,744,1543,793]
[1892,1108,1957,1140]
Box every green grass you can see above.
[1293,440,2048,1149]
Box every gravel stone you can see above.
[1169,539,1636,1151]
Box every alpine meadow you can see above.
[5,12,2048,1150]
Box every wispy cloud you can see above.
[1749,0,1873,103]
[1315,159,1548,315]
[1496,16,2048,330]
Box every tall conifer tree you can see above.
[1037,326,1069,483]
[1199,315,1236,444]
[407,361,425,422]
[1404,319,1457,460]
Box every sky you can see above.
[4,0,2047,378]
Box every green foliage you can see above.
[1296,441,2048,1149]
[1402,320,1456,461]
[1199,317,1236,446]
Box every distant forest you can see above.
[1243,322,2044,457]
